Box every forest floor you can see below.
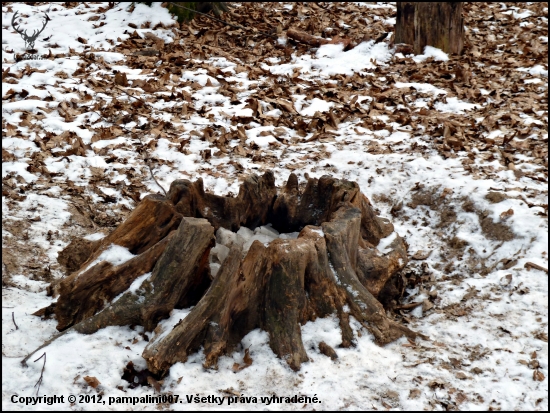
[2,2,548,411]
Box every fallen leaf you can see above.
[221,388,241,396]
[232,348,253,372]
[409,389,421,399]
[455,392,467,404]
[114,72,128,87]
[533,370,545,382]
[455,371,469,380]
[411,250,432,260]
[147,376,162,393]
[499,208,514,220]
[83,376,100,388]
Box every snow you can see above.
[517,65,549,78]
[299,98,334,116]
[213,225,305,258]
[412,46,450,63]
[377,231,398,254]
[80,244,136,276]
[268,41,393,77]
[434,97,480,113]
[84,233,106,241]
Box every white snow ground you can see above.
[2,2,548,411]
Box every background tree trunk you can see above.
[395,2,416,45]
[165,2,229,22]
[395,2,464,55]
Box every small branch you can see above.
[524,262,548,274]
[114,85,150,109]
[112,86,167,197]
[22,329,70,367]
[12,312,18,330]
[33,352,46,396]
[145,158,167,197]
[395,301,423,311]
[287,28,330,48]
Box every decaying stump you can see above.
[28,172,424,375]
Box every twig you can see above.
[22,329,70,367]
[167,2,277,39]
[33,352,46,396]
[113,86,167,197]
[395,301,424,311]
[114,85,150,109]
[12,312,18,330]
[524,262,548,274]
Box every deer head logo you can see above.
[11,11,49,51]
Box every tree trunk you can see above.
[395,2,416,45]
[395,2,464,55]
[166,2,230,22]
[28,172,426,376]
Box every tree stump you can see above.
[32,172,424,376]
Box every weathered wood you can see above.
[395,2,464,55]
[287,28,351,49]
[355,193,394,246]
[143,243,243,374]
[56,194,181,287]
[145,206,417,374]
[40,194,182,330]
[287,28,330,47]
[28,172,424,376]
[71,217,214,334]
[57,237,101,274]
[263,239,311,371]
[322,205,417,344]
[167,171,276,232]
[52,232,175,331]
[357,234,408,297]
[98,194,182,256]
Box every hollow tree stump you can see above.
[32,172,424,376]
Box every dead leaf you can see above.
[455,392,467,404]
[83,376,100,388]
[422,300,434,312]
[147,376,162,393]
[462,287,478,301]
[455,371,469,380]
[524,262,548,274]
[114,72,128,87]
[409,389,421,399]
[499,208,514,220]
[221,388,241,397]
[411,250,432,260]
[533,370,545,382]
[232,348,253,372]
